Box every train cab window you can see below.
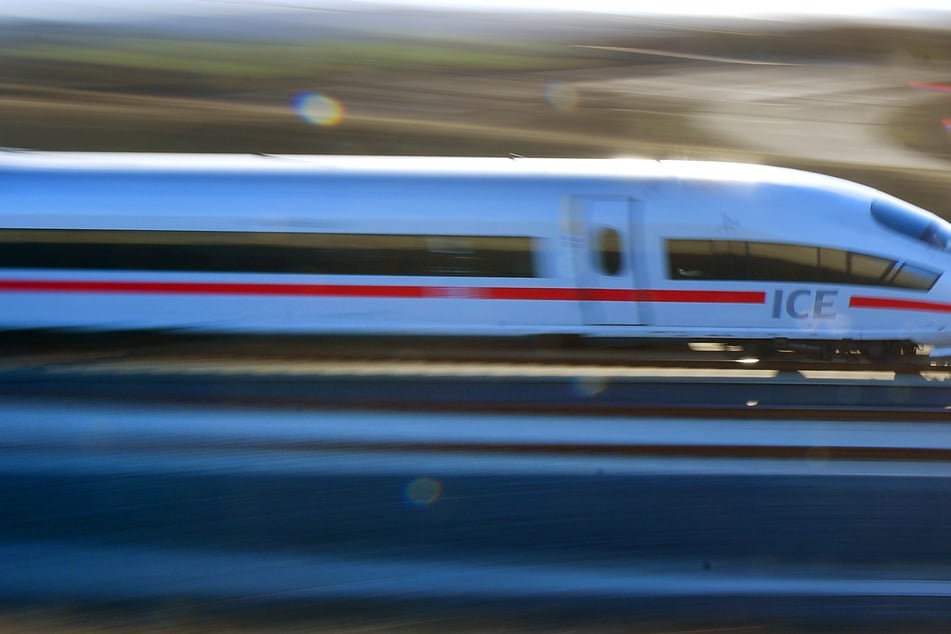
[595,227,623,275]
[871,198,951,252]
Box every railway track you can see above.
[0,355,947,420]
[0,331,947,375]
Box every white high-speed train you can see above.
[2,151,950,358]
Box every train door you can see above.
[570,196,644,325]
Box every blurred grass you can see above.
[0,36,592,78]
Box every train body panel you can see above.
[0,151,950,353]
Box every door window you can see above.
[595,227,623,275]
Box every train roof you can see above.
[0,149,874,197]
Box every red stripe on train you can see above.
[484,288,764,302]
[639,290,765,303]
[850,296,951,313]
[0,279,767,303]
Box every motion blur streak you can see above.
[7,400,951,627]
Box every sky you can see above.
[367,0,951,19]
[2,0,950,22]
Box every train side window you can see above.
[665,239,935,291]
[817,248,849,283]
[667,239,746,279]
[667,239,710,279]
[709,240,748,279]
[747,242,817,281]
[889,263,941,291]
[848,252,894,285]
[596,227,623,275]
[0,229,538,278]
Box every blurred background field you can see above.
[2,6,951,216]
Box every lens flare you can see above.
[293,92,345,126]
[574,376,608,397]
[543,81,579,112]
[405,477,442,507]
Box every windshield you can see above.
[871,197,951,252]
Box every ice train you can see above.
[2,151,950,357]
